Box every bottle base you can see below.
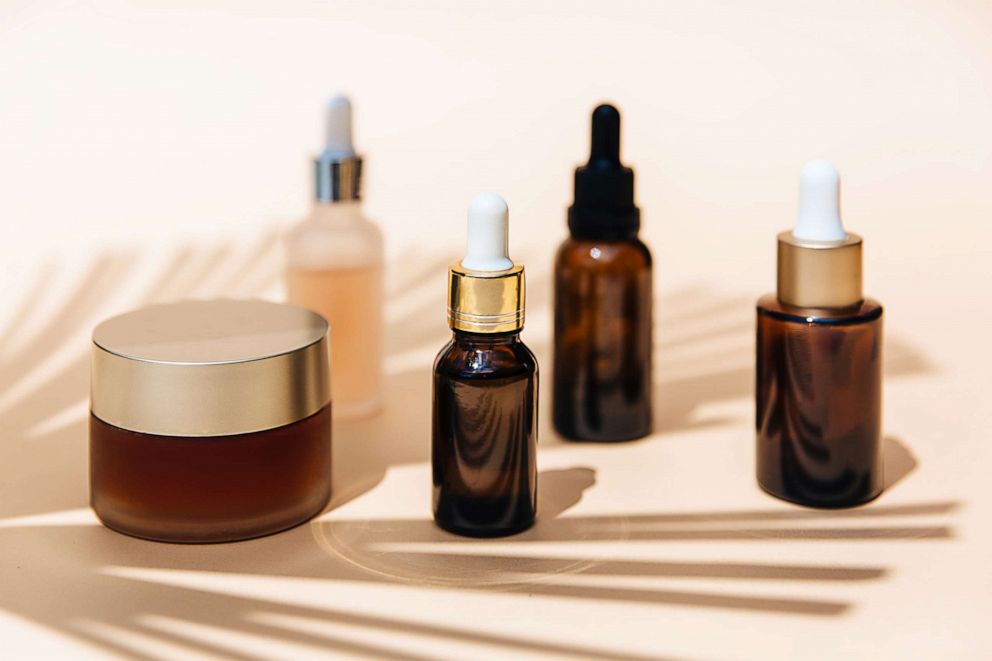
[432,490,537,538]
[553,420,650,443]
[757,480,883,510]
[433,517,535,538]
[92,488,330,544]
[556,431,650,443]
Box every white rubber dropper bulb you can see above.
[323,95,355,158]
[794,159,846,242]
[462,193,514,271]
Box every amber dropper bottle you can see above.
[432,193,538,537]
[553,104,652,442]
[756,160,884,507]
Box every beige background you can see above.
[1,1,990,659]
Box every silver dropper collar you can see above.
[314,152,362,202]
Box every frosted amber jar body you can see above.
[91,406,331,543]
[89,300,331,543]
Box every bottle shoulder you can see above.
[287,209,382,241]
[555,236,652,271]
[757,293,883,325]
[434,333,537,380]
[286,205,383,270]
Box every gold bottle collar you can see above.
[447,261,525,333]
[777,231,863,308]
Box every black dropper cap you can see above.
[567,104,640,240]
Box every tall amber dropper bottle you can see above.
[433,193,538,537]
[756,160,884,507]
[285,96,384,419]
[553,104,652,442]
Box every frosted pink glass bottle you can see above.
[286,96,384,419]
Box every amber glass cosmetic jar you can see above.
[90,299,331,543]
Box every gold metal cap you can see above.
[91,299,330,437]
[777,231,863,308]
[447,261,525,333]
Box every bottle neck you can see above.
[309,200,365,225]
[451,329,522,347]
[568,224,639,242]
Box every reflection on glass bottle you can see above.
[433,193,538,537]
[553,104,652,442]
[756,160,884,507]
[433,331,538,536]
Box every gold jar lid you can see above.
[91,299,330,437]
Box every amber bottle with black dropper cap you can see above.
[433,193,538,537]
[553,104,652,442]
[757,160,884,508]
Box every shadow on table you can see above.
[0,242,945,660]
[0,463,960,660]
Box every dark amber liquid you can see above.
[756,295,883,507]
[432,331,538,537]
[90,405,331,543]
[553,236,652,441]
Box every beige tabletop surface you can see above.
[1,2,991,659]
